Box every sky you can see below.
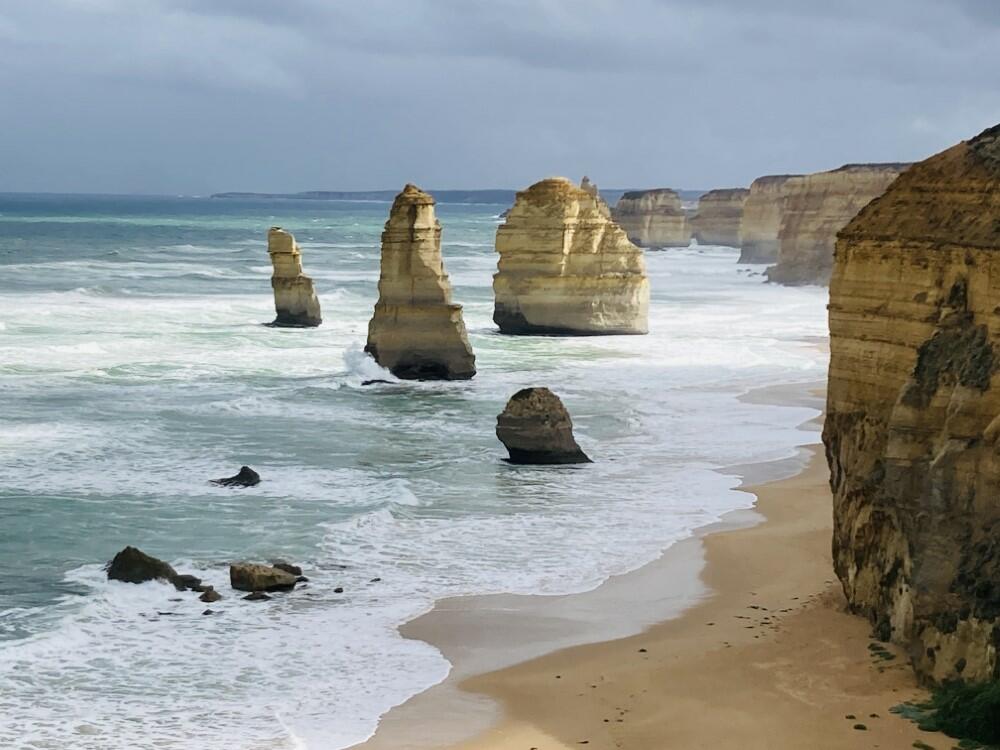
[0,0,998,194]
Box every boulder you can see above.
[107,546,179,586]
[229,563,298,592]
[199,588,222,603]
[211,466,260,487]
[496,387,591,464]
[267,227,322,327]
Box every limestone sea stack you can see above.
[611,188,691,248]
[737,175,799,263]
[493,178,649,335]
[267,227,322,327]
[824,123,1000,684]
[765,163,910,286]
[496,387,591,464]
[690,188,749,247]
[365,185,476,380]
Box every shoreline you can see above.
[355,379,939,749]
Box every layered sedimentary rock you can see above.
[494,178,649,335]
[611,189,691,248]
[690,188,749,247]
[824,124,1000,684]
[496,387,591,464]
[365,185,476,380]
[766,164,909,285]
[738,175,799,263]
[267,227,322,327]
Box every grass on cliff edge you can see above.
[893,681,1000,748]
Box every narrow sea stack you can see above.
[611,188,691,248]
[267,227,322,327]
[765,163,909,286]
[365,184,476,380]
[738,175,799,263]
[494,178,649,335]
[690,188,749,247]
[824,124,1000,684]
[496,387,591,464]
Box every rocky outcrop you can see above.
[690,188,749,247]
[766,163,910,285]
[106,546,205,591]
[267,227,322,327]
[824,124,1000,685]
[496,387,591,464]
[494,178,649,335]
[365,185,476,380]
[611,189,691,248]
[230,563,299,592]
[211,466,260,487]
[738,175,799,263]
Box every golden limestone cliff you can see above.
[611,188,691,248]
[493,178,649,335]
[267,227,322,327]
[365,185,476,380]
[737,175,799,263]
[690,188,749,247]
[824,124,1000,684]
[766,164,910,286]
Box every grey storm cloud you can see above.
[0,0,997,194]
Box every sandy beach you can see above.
[358,384,943,750]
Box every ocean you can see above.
[0,193,828,749]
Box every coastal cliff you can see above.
[611,189,691,248]
[766,164,909,286]
[738,175,798,263]
[267,227,322,327]
[494,178,649,335]
[824,124,1000,684]
[690,188,749,247]
[365,185,476,379]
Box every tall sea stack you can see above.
[493,178,649,335]
[737,175,799,264]
[267,227,322,327]
[365,185,476,380]
[690,188,749,247]
[611,188,691,248]
[824,124,1000,684]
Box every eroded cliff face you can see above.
[494,177,649,335]
[611,189,691,248]
[365,185,476,380]
[738,175,798,263]
[267,227,322,327]
[824,124,1000,684]
[690,188,748,247]
[766,164,909,286]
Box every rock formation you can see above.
[365,184,476,380]
[267,227,322,327]
[766,164,910,285]
[106,546,205,591]
[230,563,299,592]
[611,189,691,248]
[211,466,261,487]
[493,178,649,335]
[690,188,749,247]
[824,124,1000,684]
[496,387,591,464]
[738,175,799,263]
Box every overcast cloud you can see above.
[0,0,997,194]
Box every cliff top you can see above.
[750,174,801,187]
[699,188,749,200]
[391,183,435,207]
[830,162,913,173]
[620,188,680,201]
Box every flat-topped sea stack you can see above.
[267,227,322,327]
[496,387,591,464]
[611,188,691,248]
[365,185,476,380]
[493,178,649,335]
[766,163,910,286]
[690,188,749,247]
[737,175,799,263]
[824,124,1000,684]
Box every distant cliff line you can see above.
[210,188,708,206]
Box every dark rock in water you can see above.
[295,576,309,583]
[496,387,592,465]
[172,574,204,592]
[202,609,215,616]
[361,379,393,386]
[333,587,344,594]
[272,562,302,576]
[199,589,222,603]
[211,466,260,488]
[107,546,179,585]
[243,592,272,601]
[230,563,298,592]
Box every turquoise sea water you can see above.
[0,193,828,749]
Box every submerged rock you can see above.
[496,387,591,464]
[824,123,1000,684]
[211,466,260,488]
[242,592,272,601]
[494,178,649,335]
[229,563,298,592]
[612,188,691,248]
[199,588,222,603]
[365,185,476,380]
[267,227,322,327]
